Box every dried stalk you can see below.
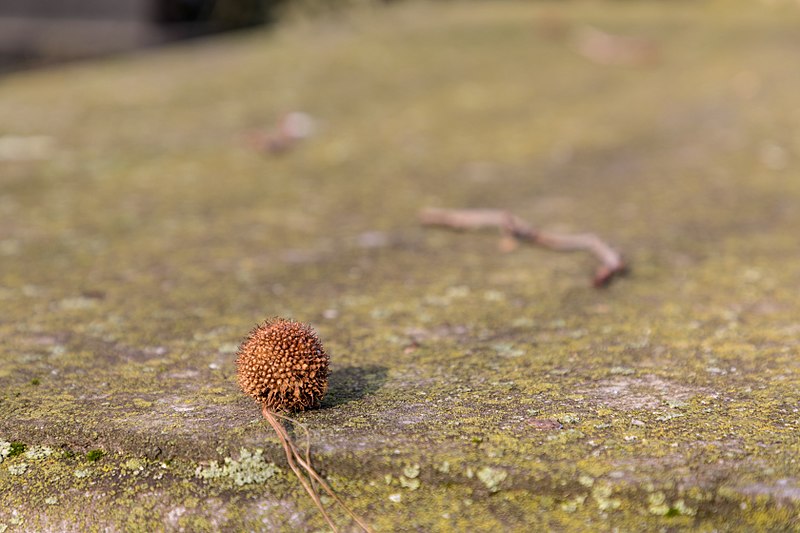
[419,208,626,287]
[262,406,374,533]
[262,408,338,531]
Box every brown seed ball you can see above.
[236,318,329,412]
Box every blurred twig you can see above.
[573,26,659,67]
[419,208,626,287]
[246,111,316,154]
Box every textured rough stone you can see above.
[1,1,799,531]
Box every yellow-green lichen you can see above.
[560,495,587,513]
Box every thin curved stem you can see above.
[262,407,339,533]
[283,439,375,533]
[269,409,375,533]
[272,411,312,482]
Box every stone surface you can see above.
[1,1,799,531]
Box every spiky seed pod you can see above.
[236,317,329,412]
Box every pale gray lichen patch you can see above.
[399,476,421,491]
[591,483,621,511]
[195,448,280,486]
[7,463,28,475]
[402,464,420,479]
[24,446,53,460]
[476,467,507,493]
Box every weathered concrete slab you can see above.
[1,1,799,530]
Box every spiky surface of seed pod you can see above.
[236,318,329,412]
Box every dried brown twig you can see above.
[245,111,316,155]
[419,208,626,287]
[573,26,659,67]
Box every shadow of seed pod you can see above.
[236,317,372,533]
